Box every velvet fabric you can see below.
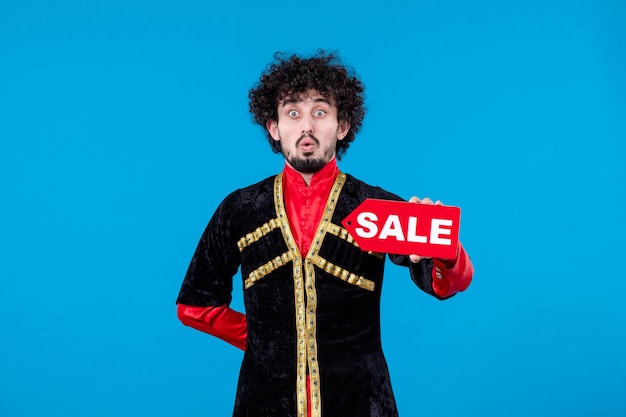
[177,173,441,417]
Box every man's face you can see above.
[267,90,350,174]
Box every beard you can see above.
[282,133,337,174]
[286,155,329,174]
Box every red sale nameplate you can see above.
[341,199,461,259]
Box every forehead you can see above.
[278,90,335,107]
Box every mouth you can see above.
[296,134,318,153]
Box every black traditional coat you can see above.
[177,172,442,417]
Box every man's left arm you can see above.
[426,242,473,298]
[390,196,474,299]
[389,241,473,300]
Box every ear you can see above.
[267,119,280,141]
[337,121,351,141]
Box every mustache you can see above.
[296,133,319,146]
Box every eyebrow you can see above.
[281,96,332,105]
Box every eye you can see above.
[288,109,299,118]
[314,109,326,117]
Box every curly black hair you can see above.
[248,50,366,160]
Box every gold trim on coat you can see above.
[301,172,346,417]
[326,223,385,259]
[244,251,295,289]
[237,218,280,251]
[273,173,309,417]
[272,172,347,417]
[309,255,375,291]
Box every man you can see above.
[176,51,473,417]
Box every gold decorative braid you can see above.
[271,172,376,417]
[309,254,375,291]
[237,218,280,252]
[272,173,308,417]
[244,251,295,289]
[326,223,384,259]
[302,172,346,417]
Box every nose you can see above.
[301,114,313,133]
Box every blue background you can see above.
[1,0,625,416]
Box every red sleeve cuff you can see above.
[177,304,247,351]
[431,242,474,298]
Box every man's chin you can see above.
[287,156,327,174]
